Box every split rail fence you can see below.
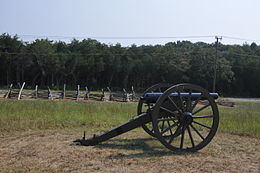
[0,82,139,102]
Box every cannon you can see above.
[74,83,219,152]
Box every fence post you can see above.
[123,88,129,102]
[35,85,38,99]
[85,87,90,100]
[18,82,25,100]
[5,84,13,98]
[47,86,53,100]
[62,84,66,99]
[107,87,113,101]
[76,85,80,101]
[131,86,135,101]
[100,89,105,101]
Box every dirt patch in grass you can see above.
[0,129,259,173]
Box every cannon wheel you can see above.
[151,83,219,152]
[137,83,172,137]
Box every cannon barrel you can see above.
[141,92,218,104]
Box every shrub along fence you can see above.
[0,82,139,102]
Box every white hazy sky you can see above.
[1,0,260,46]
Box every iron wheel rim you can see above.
[151,83,219,152]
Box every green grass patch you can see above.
[219,102,260,138]
[0,100,136,132]
[0,100,259,138]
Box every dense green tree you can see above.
[28,39,56,86]
[1,33,260,97]
[0,33,23,85]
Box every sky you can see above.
[1,0,260,46]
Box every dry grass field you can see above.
[0,129,259,173]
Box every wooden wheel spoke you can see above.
[190,124,205,140]
[187,126,195,147]
[160,106,177,116]
[167,96,182,114]
[168,132,175,144]
[145,122,154,132]
[192,103,210,115]
[167,121,173,135]
[180,126,185,149]
[193,120,211,129]
[161,122,178,134]
[161,120,165,131]
[193,115,213,119]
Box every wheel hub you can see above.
[181,112,193,126]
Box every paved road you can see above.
[222,97,260,102]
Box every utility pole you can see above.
[213,36,222,92]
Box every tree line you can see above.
[0,33,260,97]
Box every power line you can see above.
[11,34,260,42]
[4,33,260,44]
[13,34,215,40]
[222,36,260,43]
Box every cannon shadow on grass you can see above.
[75,137,199,159]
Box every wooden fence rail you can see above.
[0,83,139,102]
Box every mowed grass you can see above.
[0,100,136,132]
[219,102,260,138]
[0,100,259,138]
